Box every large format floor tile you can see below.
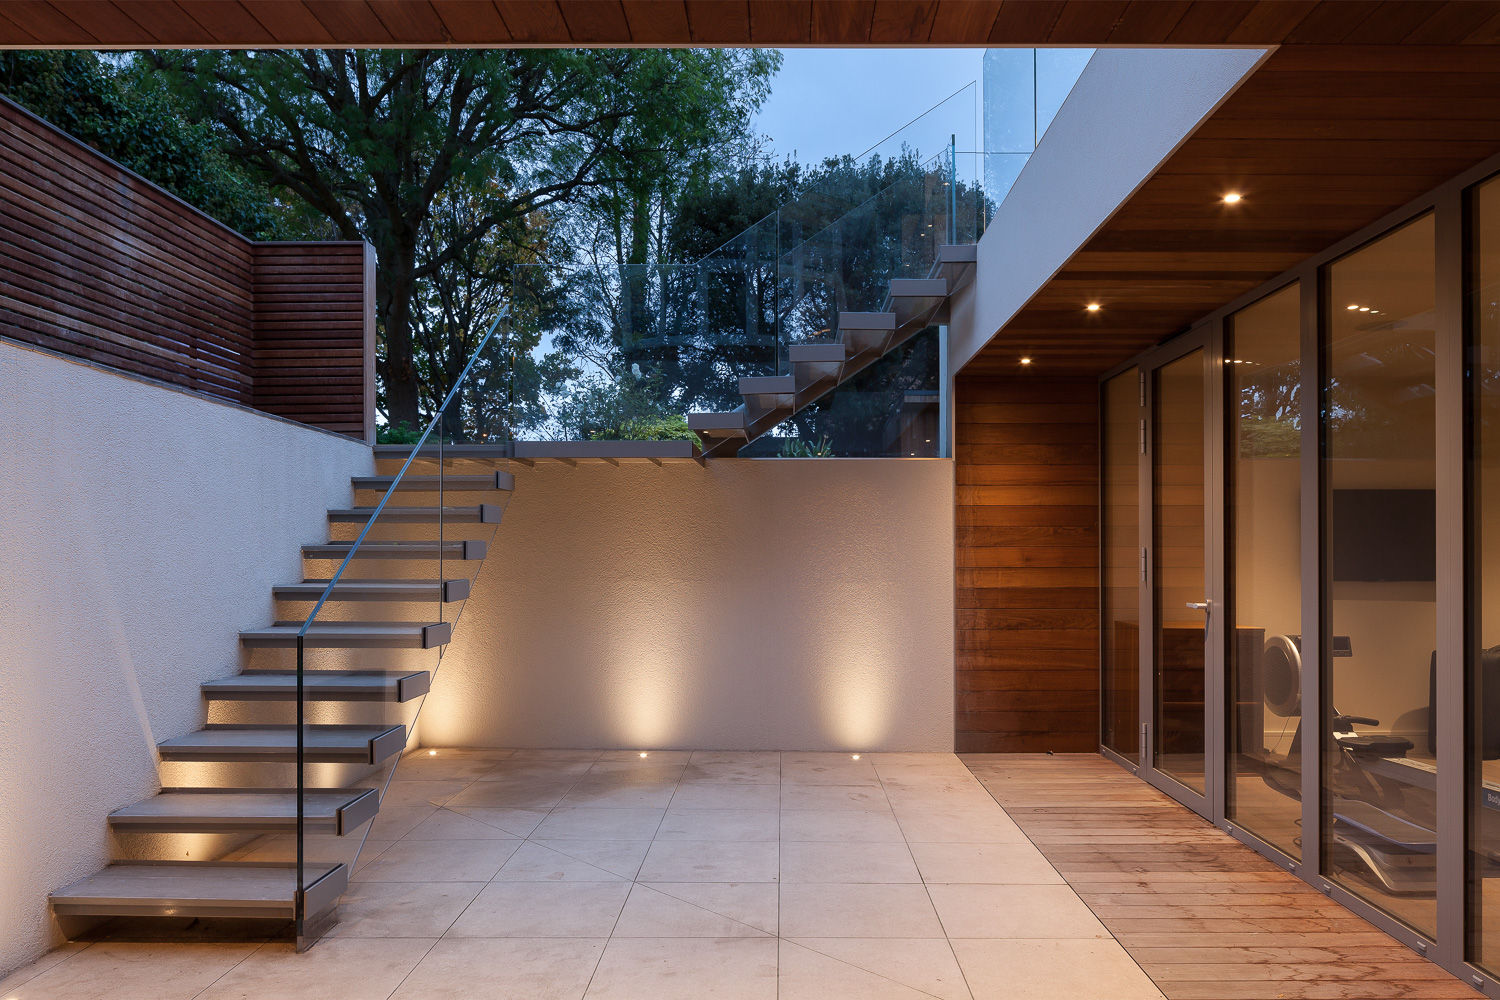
[389,938,606,1000]
[16,751,1182,1000]
[584,936,777,1000]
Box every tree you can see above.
[152,48,779,429]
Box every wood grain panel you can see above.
[0,95,372,439]
[8,0,1500,44]
[955,375,1100,753]
[964,754,1482,1000]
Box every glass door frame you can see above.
[1093,149,1500,989]
[1099,326,1227,819]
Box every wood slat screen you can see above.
[253,243,375,440]
[0,96,373,440]
[955,375,1101,752]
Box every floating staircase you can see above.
[49,449,512,933]
[688,243,976,458]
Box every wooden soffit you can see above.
[961,43,1500,378]
[4,1,1500,48]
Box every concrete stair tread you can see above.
[352,472,514,492]
[372,443,510,459]
[50,862,345,919]
[239,620,452,649]
[271,579,471,602]
[109,788,378,834]
[789,343,848,363]
[326,504,500,523]
[157,724,406,764]
[302,539,487,560]
[203,669,431,702]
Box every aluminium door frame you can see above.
[1094,148,1500,993]
[1130,325,1224,819]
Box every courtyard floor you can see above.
[3,749,1471,999]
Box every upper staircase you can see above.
[687,244,975,458]
[48,449,513,934]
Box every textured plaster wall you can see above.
[419,458,955,752]
[0,340,371,977]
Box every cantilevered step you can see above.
[739,375,794,413]
[302,539,488,561]
[352,471,515,492]
[158,724,405,764]
[932,243,977,295]
[883,277,949,327]
[326,504,501,524]
[790,343,848,388]
[202,669,431,703]
[239,621,452,649]
[109,788,378,835]
[271,579,471,602]
[50,861,346,921]
[373,443,511,460]
[837,312,897,358]
[687,408,748,444]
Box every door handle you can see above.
[1185,602,1209,611]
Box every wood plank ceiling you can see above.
[961,42,1500,377]
[4,0,1500,47]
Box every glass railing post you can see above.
[294,631,305,946]
[948,135,958,246]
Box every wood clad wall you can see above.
[955,375,1101,752]
[253,243,374,440]
[0,96,372,439]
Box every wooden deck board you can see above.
[962,753,1481,1000]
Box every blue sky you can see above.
[751,49,986,165]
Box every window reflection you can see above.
[1226,284,1303,858]
[1322,214,1437,937]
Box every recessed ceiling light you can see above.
[1359,306,1370,312]
[1222,192,1243,205]
[1347,304,1359,311]
[1085,303,1101,313]
[428,750,438,757]
[1019,357,1033,366]
[639,751,648,758]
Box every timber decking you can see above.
[963,752,1480,1000]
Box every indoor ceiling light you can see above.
[1222,192,1243,204]
[1347,304,1359,311]
[1019,357,1033,366]
[1085,303,1101,313]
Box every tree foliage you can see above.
[150,48,778,430]
[0,50,299,239]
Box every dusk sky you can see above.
[752,48,986,165]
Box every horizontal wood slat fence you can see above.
[0,95,374,440]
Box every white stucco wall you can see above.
[0,340,372,977]
[418,458,955,753]
[947,46,1271,375]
